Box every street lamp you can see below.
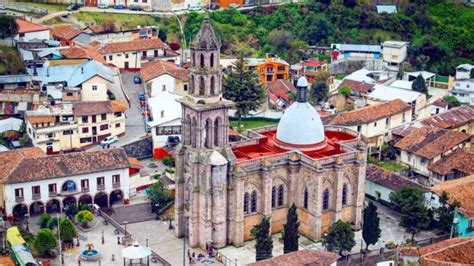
[24,214,29,232]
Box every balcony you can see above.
[15,196,24,202]
[97,184,105,190]
[49,191,57,197]
[81,187,90,193]
[32,193,41,200]
[112,182,121,188]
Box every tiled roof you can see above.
[51,25,81,40]
[61,45,106,63]
[128,157,143,169]
[248,249,340,266]
[0,148,45,182]
[140,60,188,82]
[329,99,410,126]
[421,105,474,129]
[428,149,474,176]
[391,124,420,138]
[74,100,127,116]
[26,115,55,124]
[98,39,166,54]
[15,19,48,34]
[87,25,106,34]
[340,79,375,94]
[431,175,474,217]
[420,237,474,264]
[266,79,296,104]
[366,165,429,192]
[5,149,130,184]
[432,98,449,108]
[302,59,326,68]
[394,127,470,159]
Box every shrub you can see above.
[162,156,175,167]
[76,210,94,228]
[39,213,52,228]
[33,228,58,256]
[80,204,92,212]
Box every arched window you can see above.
[323,188,329,210]
[185,115,191,145]
[205,119,212,149]
[214,118,220,147]
[191,117,197,148]
[199,77,205,95]
[200,53,205,68]
[210,76,215,95]
[251,191,257,213]
[278,185,284,206]
[303,187,308,209]
[342,184,348,206]
[271,186,276,209]
[243,192,249,214]
[210,53,214,68]
[190,75,194,94]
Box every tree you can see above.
[338,85,352,97]
[390,187,431,242]
[303,14,335,46]
[102,21,115,33]
[80,204,92,212]
[252,216,273,261]
[310,82,328,104]
[65,204,78,217]
[362,202,381,251]
[33,229,58,256]
[39,213,51,229]
[76,210,94,228]
[435,191,459,234]
[47,216,64,230]
[283,204,299,254]
[59,219,77,242]
[223,57,266,127]
[268,29,294,51]
[158,29,167,42]
[322,220,355,256]
[0,16,18,38]
[412,74,428,95]
[147,178,171,211]
[443,96,461,109]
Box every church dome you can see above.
[275,77,326,150]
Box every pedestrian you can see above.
[107,143,110,149]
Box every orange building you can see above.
[246,53,289,84]
[218,0,244,7]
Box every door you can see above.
[46,146,53,155]
[124,62,129,69]
[92,126,97,136]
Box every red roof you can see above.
[266,79,296,104]
[340,79,375,94]
[15,19,49,34]
[302,59,326,68]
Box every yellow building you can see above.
[246,54,289,83]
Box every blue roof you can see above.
[332,44,382,53]
[376,5,397,14]
[0,75,32,84]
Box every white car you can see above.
[229,3,240,8]
[188,4,202,11]
[101,136,118,146]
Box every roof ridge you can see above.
[422,238,474,258]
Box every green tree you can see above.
[390,187,431,242]
[411,74,428,95]
[19,133,29,146]
[147,178,171,211]
[33,229,58,256]
[268,29,294,51]
[65,204,78,217]
[303,14,334,46]
[0,16,18,38]
[362,202,381,251]
[443,96,461,109]
[80,204,92,212]
[76,210,94,228]
[435,191,459,234]
[47,216,64,230]
[59,219,77,242]
[223,57,266,127]
[39,213,51,229]
[322,220,355,256]
[338,85,352,97]
[310,82,328,104]
[283,204,299,254]
[252,216,273,261]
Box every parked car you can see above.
[133,76,142,84]
[114,4,125,9]
[167,136,180,147]
[138,92,146,101]
[188,4,202,11]
[229,3,240,8]
[98,3,108,9]
[67,4,80,11]
[0,4,6,10]
[206,3,220,10]
[129,5,142,11]
[100,136,118,146]
[143,7,154,12]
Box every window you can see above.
[115,123,121,128]
[199,77,205,95]
[271,187,276,208]
[402,112,406,123]
[82,116,88,123]
[97,177,105,189]
[19,33,25,37]
[100,124,108,131]
[468,219,474,230]
[112,174,120,185]
[210,53,214,68]
[80,137,92,143]
[92,85,98,91]
[421,158,427,165]
[200,53,204,68]
[66,92,73,97]
[266,67,273,72]
[62,129,73,136]
[251,191,257,213]
[436,108,440,114]
[277,66,285,71]
[154,50,158,57]
[47,133,54,138]
[210,76,215,95]
[385,117,390,125]
[48,184,57,193]
[114,112,122,117]
[323,189,329,210]
[125,53,129,59]
[243,192,249,214]
[184,84,188,91]
[161,111,164,118]
[373,122,377,127]
[303,188,308,209]
[109,55,113,60]
[103,56,106,61]
[81,179,89,191]
[277,185,284,206]
[101,114,107,120]
[357,125,362,132]
[82,127,89,133]
[15,188,23,198]
[460,93,465,97]
[342,184,348,206]
[92,115,97,123]
[162,85,166,92]
[142,51,147,58]
[32,186,41,196]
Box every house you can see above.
[420,104,474,135]
[14,19,50,43]
[330,44,382,60]
[0,147,131,220]
[97,38,179,71]
[398,237,474,265]
[382,40,408,65]
[342,68,391,84]
[140,60,189,97]
[394,127,471,183]
[367,84,427,116]
[50,25,81,46]
[366,165,429,205]
[248,249,340,266]
[290,58,328,83]
[451,64,474,104]
[246,54,289,83]
[0,75,44,118]
[376,5,397,14]
[25,101,127,153]
[326,99,412,148]
[428,149,474,185]
[60,45,106,64]
[266,79,296,109]
[431,176,474,237]
[338,79,375,97]
[427,98,449,116]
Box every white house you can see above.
[451,64,474,104]
[367,84,427,116]
[382,40,408,65]
[0,148,132,220]
[140,60,189,97]
[14,19,50,42]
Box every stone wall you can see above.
[329,59,384,75]
[122,136,153,159]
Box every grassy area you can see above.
[230,118,279,131]
[0,46,25,75]
[11,1,67,11]
[375,161,407,172]
[335,74,346,80]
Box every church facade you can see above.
[174,17,367,249]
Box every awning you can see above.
[7,227,25,246]
[17,102,28,111]
[121,241,151,260]
[0,117,22,133]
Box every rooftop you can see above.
[0,147,45,183]
[394,127,470,159]
[61,45,106,63]
[431,175,474,217]
[420,105,474,129]
[340,79,375,94]
[0,74,32,84]
[15,19,49,34]
[332,43,382,53]
[190,16,220,50]
[51,25,81,40]
[98,38,166,54]
[74,100,128,117]
[428,149,474,176]
[382,40,408,48]
[147,93,182,127]
[368,84,423,103]
[389,80,413,90]
[366,165,429,192]
[140,60,188,82]
[420,237,474,265]
[248,249,340,266]
[266,79,296,104]
[376,5,397,14]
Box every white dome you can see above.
[296,76,309,87]
[276,101,325,146]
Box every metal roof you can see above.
[376,5,397,14]
[0,74,32,84]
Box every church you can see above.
[174,17,368,249]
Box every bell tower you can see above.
[174,16,234,249]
